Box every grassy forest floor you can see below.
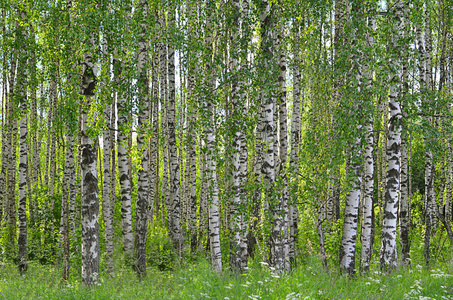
[1,254,453,300]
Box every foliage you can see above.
[146,222,177,271]
[1,253,453,299]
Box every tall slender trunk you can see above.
[48,75,57,200]
[148,39,159,223]
[288,12,302,266]
[423,5,436,267]
[134,0,150,277]
[400,41,410,267]
[229,0,249,273]
[446,110,452,223]
[272,15,290,273]
[162,90,170,228]
[103,96,114,275]
[184,1,198,252]
[29,26,38,227]
[327,0,347,227]
[115,50,134,263]
[340,2,367,277]
[110,96,117,227]
[80,47,100,286]
[204,0,222,273]
[6,48,18,253]
[360,117,374,274]
[360,15,375,274]
[61,133,74,280]
[44,79,55,187]
[17,8,28,275]
[380,0,405,270]
[339,141,362,276]
[0,7,7,223]
[198,150,208,249]
[168,5,182,252]
[446,46,453,224]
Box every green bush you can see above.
[146,222,176,271]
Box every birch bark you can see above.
[17,7,28,275]
[134,0,150,277]
[168,5,182,252]
[204,0,222,273]
[360,15,375,274]
[115,50,134,263]
[380,0,405,270]
[80,46,100,286]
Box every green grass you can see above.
[1,255,453,300]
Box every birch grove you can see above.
[0,0,453,286]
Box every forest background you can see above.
[1,0,453,298]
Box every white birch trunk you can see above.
[115,50,134,263]
[204,0,222,273]
[6,51,18,251]
[103,101,114,274]
[423,5,436,266]
[80,49,100,286]
[134,0,149,277]
[229,0,249,273]
[288,14,302,265]
[185,0,198,250]
[275,19,290,273]
[446,123,452,223]
[62,133,75,280]
[148,43,159,223]
[17,8,28,274]
[359,15,375,274]
[339,139,362,276]
[380,0,405,270]
[168,6,182,252]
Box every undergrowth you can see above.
[1,254,453,300]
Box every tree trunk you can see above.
[80,49,100,286]
[134,0,150,277]
[110,94,117,227]
[204,0,222,273]
[148,39,159,224]
[423,5,436,267]
[103,95,114,275]
[17,8,28,275]
[380,0,405,270]
[61,133,75,280]
[270,16,290,273]
[289,12,303,266]
[399,42,410,266]
[115,51,134,263]
[360,15,375,274]
[168,5,182,253]
[229,0,249,273]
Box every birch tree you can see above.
[167,3,182,252]
[229,0,249,273]
[360,13,376,274]
[134,0,150,277]
[380,0,405,270]
[204,0,222,273]
[17,6,28,275]
[116,32,134,264]
[79,18,100,286]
